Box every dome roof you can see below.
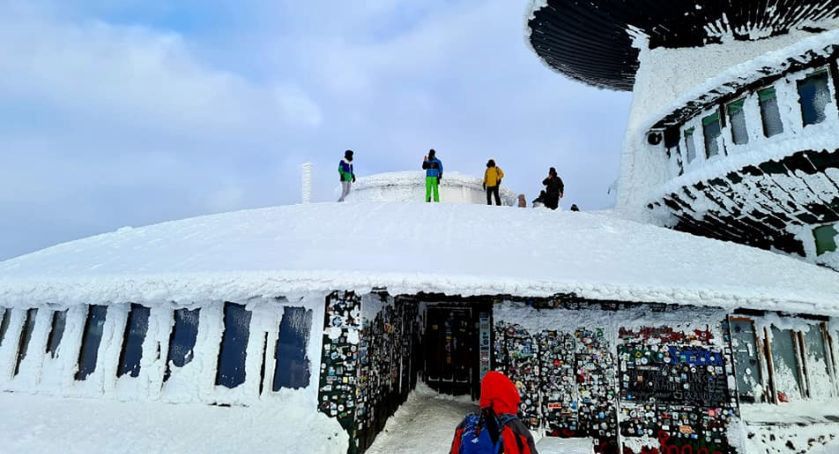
[527,0,839,90]
[1,202,837,313]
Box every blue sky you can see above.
[0,0,631,260]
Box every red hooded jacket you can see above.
[450,371,538,454]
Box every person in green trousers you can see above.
[422,149,444,202]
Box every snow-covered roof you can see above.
[1,202,837,314]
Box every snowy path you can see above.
[366,383,477,454]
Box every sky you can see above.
[0,0,632,261]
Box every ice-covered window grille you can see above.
[802,324,833,398]
[770,327,804,401]
[215,302,252,389]
[117,304,150,378]
[14,308,38,376]
[46,310,67,358]
[702,111,723,158]
[75,305,108,381]
[164,308,200,382]
[758,87,784,137]
[730,318,765,403]
[727,98,749,145]
[797,70,832,127]
[684,128,697,163]
[272,306,313,391]
[0,308,9,348]
[813,224,838,256]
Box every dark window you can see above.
[14,308,38,376]
[727,98,749,145]
[0,308,10,348]
[798,71,830,126]
[46,310,68,358]
[758,87,784,137]
[702,112,723,158]
[75,305,108,381]
[215,302,252,389]
[798,70,832,126]
[273,307,313,391]
[814,224,838,256]
[730,319,764,402]
[684,128,697,163]
[771,327,803,400]
[117,304,151,378]
[164,308,200,382]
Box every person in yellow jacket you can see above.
[482,159,505,206]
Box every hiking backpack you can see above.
[457,411,516,454]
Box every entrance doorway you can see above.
[422,303,491,398]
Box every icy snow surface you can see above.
[1,202,838,314]
[366,382,592,454]
[0,392,347,453]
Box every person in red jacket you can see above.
[450,371,538,454]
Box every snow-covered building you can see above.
[528,0,839,271]
[2,203,839,453]
[342,171,518,206]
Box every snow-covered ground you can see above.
[367,382,595,454]
[0,392,347,453]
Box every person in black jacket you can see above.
[542,167,564,210]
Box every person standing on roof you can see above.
[337,150,356,202]
[541,167,564,210]
[422,149,444,203]
[483,159,505,206]
[450,371,538,454]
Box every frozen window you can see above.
[0,308,9,348]
[46,310,67,358]
[702,112,723,158]
[731,319,764,402]
[14,308,38,376]
[118,304,150,378]
[164,308,200,382]
[727,98,749,145]
[770,327,803,400]
[813,224,838,256]
[273,307,313,391]
[798,70,832,126]
[803,324,832,398]
[758,87,784,137]
[684,128,697,163]
[215,302,252,389]
[75,305,108,381]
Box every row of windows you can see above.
[730,316,836,404]
[668,65,837,173]
[0,302,313,392]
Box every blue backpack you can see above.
[458,411,517,454]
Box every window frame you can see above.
[796,68,833,127]
[726,97,750,146]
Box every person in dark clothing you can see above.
[422,149,444,202]
[450,371,538,454]
[541,167,564,210]
[570,204,580,212]
[483,159,505,206]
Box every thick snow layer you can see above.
[0,392,347,453]
[1,202,838,314]
[344,171,518,206]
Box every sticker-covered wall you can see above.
[317,292,419,453]
[493,301,739,454]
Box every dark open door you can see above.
[424,306,477,396]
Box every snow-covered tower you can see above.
[527,0,839,270]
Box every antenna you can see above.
[301,162,312,204]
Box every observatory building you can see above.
[2,203,839,453]
[528,0,839,271]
